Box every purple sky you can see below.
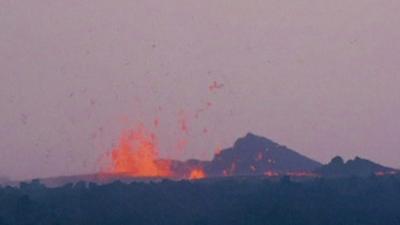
[1,0,400,180]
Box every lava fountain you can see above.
[110,127,172,177]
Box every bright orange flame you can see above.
[110,127,172,177]
[189,168,206,180]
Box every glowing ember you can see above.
[189,169,206,180]
[375,171,385,176]
[375,171,398,176]
[110,127,172,177]
[208,81,224,92]
[264,171,279,177]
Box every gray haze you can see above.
[1,0,400,180]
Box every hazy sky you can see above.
[1,0,400,180]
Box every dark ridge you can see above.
[315,156,398,177]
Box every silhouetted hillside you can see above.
[315,156,398,177]
[206,133,322,176]
[1,176,400,225]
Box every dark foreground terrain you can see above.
[1,175,400,225]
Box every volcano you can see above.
[21,133,399,187]
[204,133,322,177]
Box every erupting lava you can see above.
[110,127,172,177]
[101,81,228,180]
[189,169,206,180]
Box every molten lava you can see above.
[110,128,172,177]
[189,169,206,180]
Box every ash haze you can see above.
[0,0,400,180]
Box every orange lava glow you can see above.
[264,171,279,177]
[375,171,398,176]
[110,127,172,177]
[189,169,206,180]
